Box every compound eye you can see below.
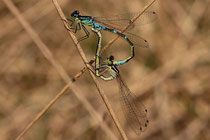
[71,10,79,17]
[75,10,79,14]
[109,55,114,61]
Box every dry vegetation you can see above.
[0,0,210,140]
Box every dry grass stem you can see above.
[2,0,120,139]
[51,0,128,139]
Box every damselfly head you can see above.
[105,55,114,65]
[109,55,114,61]
[71,10,80,17]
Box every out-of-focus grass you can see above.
[0,0,210,140]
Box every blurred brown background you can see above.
[0,0,210,140]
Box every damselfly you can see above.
[65,10,156,66]
[91,28,149,134]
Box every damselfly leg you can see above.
[63,18,90,42]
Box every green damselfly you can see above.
[92,28,149,134]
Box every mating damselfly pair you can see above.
[65,10,156,135]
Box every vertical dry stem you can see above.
[51,0,128,139]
